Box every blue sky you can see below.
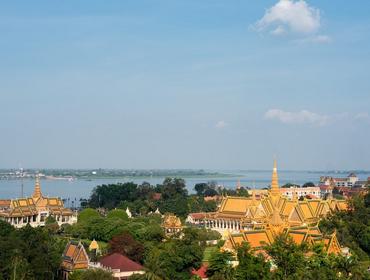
[1,0,370,170]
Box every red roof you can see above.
[192,265,207,279]
[99,253,144,272]
[190,212,205,219]
[319,185,332,190]
[0,200,11,207]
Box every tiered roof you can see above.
[0,176,73,218]
[61,241,89,271]
[205,160,347,227]
[219,160,345,255]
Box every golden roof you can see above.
[89,239,99,251]
[162,214,182,228]
[226,225,341,255]
[0,177,73,218]
[61,241,89,271]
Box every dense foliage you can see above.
[68,268,113,280]
[143,228,204,280]
[205,236,369,280]
[87,178,220,217]
[319,189,370,260]
[0,221,66,280]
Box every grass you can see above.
[203,246,218,262]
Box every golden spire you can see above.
[271,159,280,195]
[32,174,42,199]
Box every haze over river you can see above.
[0,170,368,204]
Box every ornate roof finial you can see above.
[32,174,42,199]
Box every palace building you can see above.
[0,176,77,228]
[187,160,347,254]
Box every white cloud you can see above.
[354,112,370,121]
[297,34,332,44]
[215,120,228,129]
[254,0,330,42]
[264,109,330,126]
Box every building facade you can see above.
[320,173,359,188]
[0,176,77,228]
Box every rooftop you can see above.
[99,253,144,272]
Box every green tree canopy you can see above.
[78,208,100,223]
[107,209,129,220]
[69,268,113,280]
[234,242,271,280]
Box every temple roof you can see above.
[162,214,182,228]
[99,253,144,272]
[61,241,89,271]
[0,178,73,218]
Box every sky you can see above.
[0,0,370,170]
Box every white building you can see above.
[280,186,321,199]
[320,173,359,188]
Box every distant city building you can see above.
[319,185,333,199]
[0,176,77,228]
[320,173,359,188]
[280,186,320,199]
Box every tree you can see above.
[88,182,139,209]
[265,234,307,280]
[0,224,65,280]
[144,230,203,280]
[0,220,14,237]
[302,182,315,188]
[69,269,113,280]
[234,242,271,280]
[281,183,300,188]
[194,183,208,196]
[204,188,218,197]
[206,250,234,279]
[160,178,187,199]
[109,232,145,263]
[319,191,370,259]
[107,209,128,220]
[78,208,100,223]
